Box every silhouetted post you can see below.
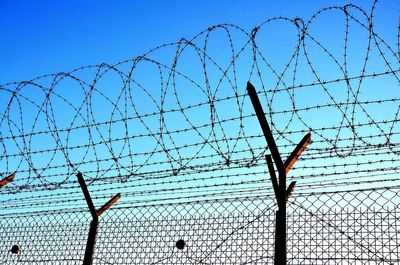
[0,173,15,188]
[246,82,311,265]
[77,172,98,265]
[84,219,98,265]
[77,172,121,265]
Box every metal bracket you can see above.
[284,133,311,173]
[0,173,15,188]
[96,193,121,217]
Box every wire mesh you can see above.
[1,189,400,264]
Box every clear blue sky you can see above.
[0,0,398,198]
[0,0,398,190]
[0,0,396,84]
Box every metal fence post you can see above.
[247,82,311,265]
[77,172,121,265]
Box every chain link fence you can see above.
[1,188,399,264]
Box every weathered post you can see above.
[77,172,121,265]
[246,82,311,265]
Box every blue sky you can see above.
[0,0,398,190]
[1,0,396,84]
